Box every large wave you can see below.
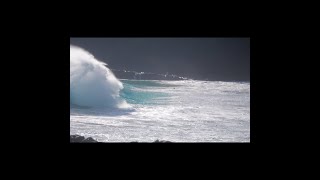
[70,45,129,108]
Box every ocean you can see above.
[70,46,250,142]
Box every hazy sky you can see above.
[70,38,250,81]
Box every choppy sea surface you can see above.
[70,79,250,142]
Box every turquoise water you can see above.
[120,80,170,105]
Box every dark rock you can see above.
[153,139,172,143]
[70,135,85,142]
[70,135,98,143]
[82,137,97,142]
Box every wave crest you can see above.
[70,45,129,108]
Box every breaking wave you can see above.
[70,45,129,108]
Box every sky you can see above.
[70,38,250,81]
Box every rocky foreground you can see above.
[70,135,98,143]
[70,135,172,143]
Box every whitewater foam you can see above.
[71,80,250,142]
[70,45,129,108]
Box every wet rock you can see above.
[70,135,98,143]
[153,139,172,143]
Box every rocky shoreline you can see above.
[70,135,99,143]
[70,135,172,143]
